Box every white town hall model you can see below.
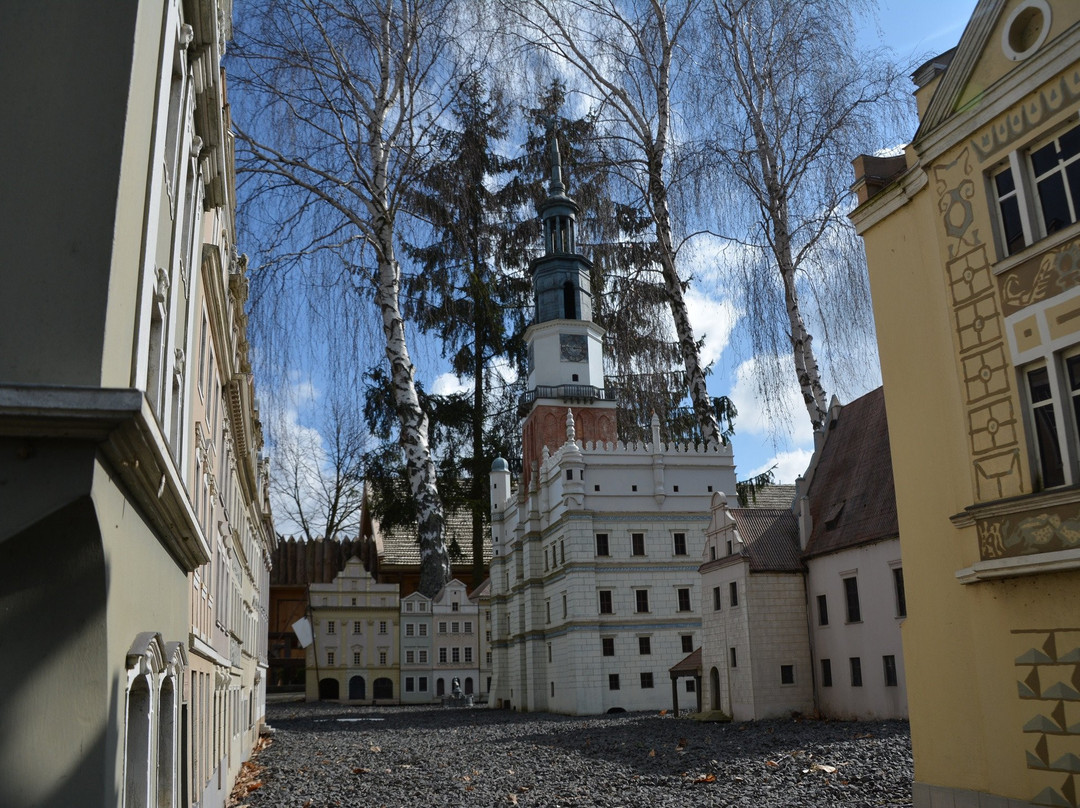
[486,133,739,714]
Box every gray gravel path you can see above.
[238,701,912,807]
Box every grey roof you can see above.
[729,508,803,573]
[803,387,898,559]
[742,483,797,509]
[379,507,492,568]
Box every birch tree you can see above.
[701,0,906,429]
[232,0,470,595]
[500,0,722,445]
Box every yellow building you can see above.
[852,1,1080,804]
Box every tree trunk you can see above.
[648,158,722,446]
[373,209,449,597]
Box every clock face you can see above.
[560,333,588,363]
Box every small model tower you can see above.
[520,129,617,487]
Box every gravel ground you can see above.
[236,701,912,808]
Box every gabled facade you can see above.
[0,2,273,807]
[700,501,813,720]
[399,591,434,703]
[431,579,481,699]
[851,2,1080,804]
[307,558,400,703]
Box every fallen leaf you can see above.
[465,785,475,792]
[693,774,717,784]
[811,763,837,774]
[246,782,262,792]
[462,775,471,782]
[369,745,381,753]
[352,767,368,775]
[648,749,657,757]
[659,709,668,716]
[765,760,778,768]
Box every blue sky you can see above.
[426,0,982,486]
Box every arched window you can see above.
[157,676,176,808]
[319,678,340,700]
[125,676,152,808]
[349,676,366,700]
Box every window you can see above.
[710,545,716,561]
[451,621,460,634]
[486,630,491,642]
[817,594,829,626]
[677,587,692,612]
[602,637,615,656]
[685,679,695,692]
[726,538,733,555]
[351,651,360,665]
[599,590,613,614]
[993,120,1080,256]
[546,601,551,624]
[547,643,552,663]
[327,651,335,665]
[850,657,863,687]
[883,655,898,687]
[439,648,448,664]
[640,672,654,689]
[327,620,336,635]
[486,651,492,665]
[596,533,609,556]
[418,650,428,664]
[713,586,722,611]
[419,603,427,612]
[452,647,460,663]
[780,664,794,685]
[405,677,415,692]
[681,634,694,654]
[562,593,567,618]
[353,621,361,634]
[893,568,907,617]
[439,622,448,634]
[729,647,737,668]
[464,647,473,663]
[560,541,565,564]
[406,601,414,612]
[419,624,428,637]
[464,621,473,634]
[673,533,687,555]
[608,674,620,690]
[406,624,415,637]
[379,651,387,665]
[821,658,833,687]
[405,650,414,664]
[378,621,387,635]
[1021,355,1080,489]
[634,589,649,613]
[419,676,427,692]
[729,581,738,607]
[844,577,861,623]
[638,636,651,655]
[632,533,645,556]
[452,601,459,612]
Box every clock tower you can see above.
[520,132,617,486]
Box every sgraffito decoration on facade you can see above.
[999,236,1080,317]
[971,68,1080,162]
[977,506,1080,560]
[933,147,1024,502]
[1015,628,1080,807]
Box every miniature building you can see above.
[0,3,274,808]
[488,135,738,715]
[851,1,1080,803]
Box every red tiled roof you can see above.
[670,647,702,674]
[803,387,898,558]
[729,508,803,572]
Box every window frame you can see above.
[843,576,861,623]
[817,594,829,626]
[595,533,609,556]
[634,588,650,613]
[631,532,646,556]
[672,532,687,556]
[991,117,1080,258]
[677,587,692,612]
[598,590,613,614]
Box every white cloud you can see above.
[685,292,739,370]
[431,372,470,396]
[727,355,814,447]
[749,449,814,484]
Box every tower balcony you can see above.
[518,384,614,415]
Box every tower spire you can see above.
[548,125,565,196]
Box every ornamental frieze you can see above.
[976,502,1080,560]
[970,66,1080,162]
[998,235,1080,317]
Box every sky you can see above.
[262,0,982,536]
[427,0,982,486]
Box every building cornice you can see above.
[0,384,211,569]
